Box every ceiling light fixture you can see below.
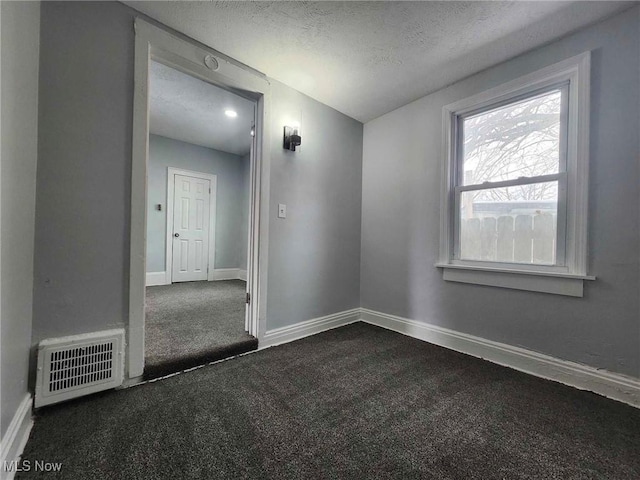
[224,110,238,118]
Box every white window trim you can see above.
[437,52,594,297]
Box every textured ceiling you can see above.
[149,61,254,155]
[129,1,634,123]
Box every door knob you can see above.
[174,233,180,238]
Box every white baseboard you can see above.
[0,395,33,480]
[148,269,247,284]
[145,271,168,286]
[261,308,361,349]
[361,308,640,408]
[210,268,247,281]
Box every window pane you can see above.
[462,90,562,185]
[459,182,558,264]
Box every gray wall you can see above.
[32,2,363,353]
[266,80,363,330]
[146,134,249,273]
[361,7,640,378]
[33,1,134,344]
[1,1,40,436]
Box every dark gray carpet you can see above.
[144,280,257,379]
[20,323,640,479]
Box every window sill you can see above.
[435,263,595,297]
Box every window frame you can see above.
[437,52,594,296]
[453,85,569,271]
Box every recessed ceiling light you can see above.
[224,110,238,118]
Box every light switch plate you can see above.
[278,204,287,219]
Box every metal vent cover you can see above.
[35,329,124,407]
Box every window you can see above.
[438,53,594,297]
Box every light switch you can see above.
[278,204,287,219]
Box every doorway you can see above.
[128,19,271,381]
[142,59,257,379]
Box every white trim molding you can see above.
[146,269,247,285]
[0,395,34,479]
[439,52,591,296]
[145,271,168,286]
[128,18,271,378]
[436,263,595,297]
[210,268,247,281]
[360,309,640,408]
[261,308,361,349]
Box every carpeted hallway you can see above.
[144,280,257,379]
[19,323,640,479]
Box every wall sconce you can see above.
[283,126,302,151]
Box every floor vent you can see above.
[35,329,125,407]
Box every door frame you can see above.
[166,168,217,284]
[128,18,271,379]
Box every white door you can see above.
[172,174,211,282]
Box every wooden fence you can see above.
[460,213,556,264]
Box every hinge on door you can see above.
[246,292,251,304]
